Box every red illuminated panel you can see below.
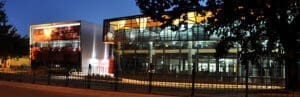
[108,58,114,74]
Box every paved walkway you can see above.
[0,81,299,97]
[0,81,174,97]
[51,75,284,89]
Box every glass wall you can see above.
[104,15,285,84]
[30,24,81,69]
[104,19,215,42]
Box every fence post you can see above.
[245,63,249,97]
[18,70,22,82]
[114,58,119,91]
[32,69,36,84]
[47,65,51,85]
[87,64,91,89]
[148,63,154,94]
[114,52,121,91]
[191,62,196,97]
[149,71,153,94]
[65,65,70,86]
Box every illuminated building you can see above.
[103,13,286,84]
[30,20,113,75]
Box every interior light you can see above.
[89,58,99,66]
[44,28,52,38]
[110,20,126,30]
[173,19,180,25]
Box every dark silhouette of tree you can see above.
[136,0,207,30]
[0,1,29,67]
[136,0,300,90]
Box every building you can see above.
[103,13,285,84]
[30,20,112,75]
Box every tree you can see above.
[135,0,299,90]
[209,0,299,91]
[0,1,29,67]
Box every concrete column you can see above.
[252,65,258,83]
[238,60,242,77]
[264,60,270,84]
[283,65,286,78]
[252,65,258,77]
[265,60,270,77]
[117,42,122,55]
[116,42,122,75]
[149,42,154,64]
[188,41,194,74]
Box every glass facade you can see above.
[104,14,285,84]
[30,23,81,69]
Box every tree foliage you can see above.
[136,0,208,30]
[136,0,300,90]
[0,1,29,66]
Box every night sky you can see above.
[4,0,140,36]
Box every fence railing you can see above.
[0,65,295,97]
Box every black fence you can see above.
[0,65,295,97]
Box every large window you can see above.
[104,16,222,42]
[31,24,81,69]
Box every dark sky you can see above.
[4,0,140,36]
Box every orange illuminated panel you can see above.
[105,17,163,42]
[32,29,51,42]
[32,25,80,42]
[109,17,163,31]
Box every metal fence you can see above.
[0,65,295,97]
